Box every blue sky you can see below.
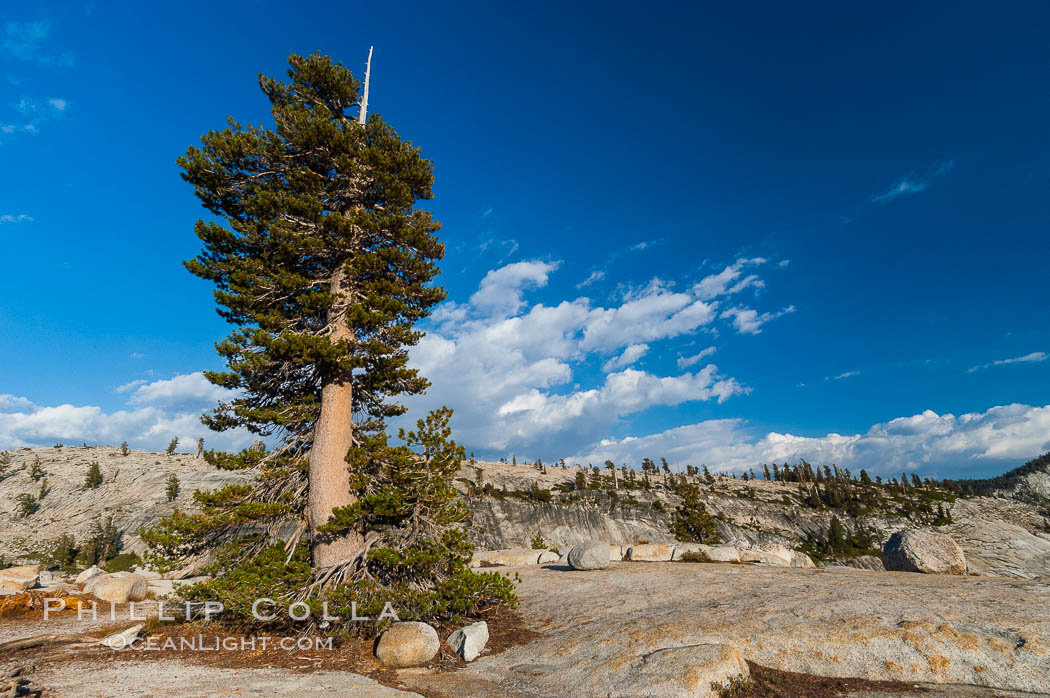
[1,1,1048,477]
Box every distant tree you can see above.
[575,470,587,492]
[120,441,130,456]
[84,461,103,489]
[605,460,617,489]
[195,438,205,458]
[166,437,179,455]
[763,464,771,481]
[859,469,872,486]
[37,477,48,501]
[29,457,44,481]
[702,465,714,484]
[670,484,721,544]
[16,493,37,517]
[827,515,845,552]
[166,473,180,502]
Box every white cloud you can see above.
[0,214,32,224]
[401,258,787,455]
[968,351,1048,373]
[693,257,767,301]
[114,379,147,393]
[47,97,66,111]
[601,343,649,372]
[0,373,252,452]
[677,346,716,369]
[576,270,605,288]
[129,352,145,359]
[127,372,233,407]
[873,160,955,203]
[720,305,795,335]
[828,370,861,381]
[778,259,791,268]
[572,403,1050,477]
[469,260,559,316]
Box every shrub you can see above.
[530,531,547,550]
[16,493,37,517]
[37,477,48,501]
[84,461,103,489]
[29,457,44,481]
[121,441,130,456]
[679,550,712,563]
[166,437,179,455]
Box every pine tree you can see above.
[166,437,179,455]
[179,53,445,568]
[29,458,44,481]
[84,461,102,489]
[120,441,130,456]
[166,473,180,502]
[669,484,721,544]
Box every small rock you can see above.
[882,529,966,575]
[375,622,440,668]
[91,573,149,603]
[567,541,610,570]
[99,623,144,650]
[627,544,675,562]
[75,565,105,586]
[740,545,793,567]
[446,620,489,661]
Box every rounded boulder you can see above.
[882,529,966,575]
[567,540,611,570]
[375,621,440,668]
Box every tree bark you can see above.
[308,265,364,568]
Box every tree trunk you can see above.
[308,266,364,568]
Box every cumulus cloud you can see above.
[873,160,955,203]
[601,343,649,372]
[469,260,559,316]
[693,257,767,300]
[720,305,796,334]
[0,373,252,452]
[399,257,787,455]
[968,351,1048,373]
[571,403,1050,478]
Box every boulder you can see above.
[75,565,106,586]
[567,541,610,570]
[627,544,675,562]
[470,548,545,568]
[789,551,816,569]
[90,573,149,603]
[704,546,742,563]
[605,643,750,697]
[0,564,39,594]
[446,621,489,662]
[375,622,440,668]
[536,550,560,564]
[882,529,966,575]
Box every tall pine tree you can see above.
[179,53,444,568]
